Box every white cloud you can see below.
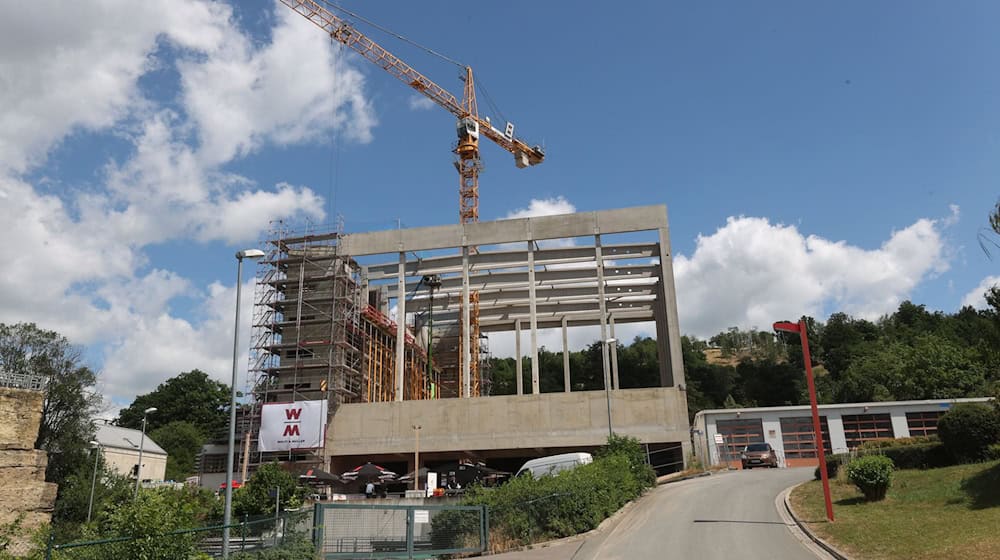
[178,4,376,165]
[504,196,576,219]
[960,276,1000,309]
[0,1,376,404]
[408,95,436,111]
[674,215,950,338]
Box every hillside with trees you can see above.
[488,291,1000,420]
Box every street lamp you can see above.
[134,407,157,500]
[412,424,422,491]
[773,319,834,522]
[87,440,101,523]
[224,248,265,559]
[601,337,617,438]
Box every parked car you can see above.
[741,443,778,469]
[515,452,593,478]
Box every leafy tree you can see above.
[839,334,987,402]
[0,323,101,483]
[70,487,222,560]
[149,421,206,482]
[117,369,229,438]
[51,455,133,540]
[616,337,661,388]
[233,462,306,517]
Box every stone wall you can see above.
[0,387,57,556]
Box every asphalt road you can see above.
[492,467,820,560]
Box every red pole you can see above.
[799,319,834,522]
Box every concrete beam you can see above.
[337,205,668,256]
[365,243,658,280]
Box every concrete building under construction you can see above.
[238,204,690,478]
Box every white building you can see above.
[94,423,168,483]
[692,397,993,468]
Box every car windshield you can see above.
[745,443,769,452]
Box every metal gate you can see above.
[313,502,487,559]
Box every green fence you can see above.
[313,503,488,559]
[44,510,312,559]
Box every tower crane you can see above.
[279,0,545,396]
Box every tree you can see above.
[233,462,305,517]
[51,455,132,539]
[149,421,206,482]
[117,369,230,438]
[69,487,221,560]
[839,334,987,402]
[0,323,101,483]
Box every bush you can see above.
[846,455,894,501]
[454,441,654,551]
[595,434,656,488]
[859,442,952,470]
[937,403,1000,463]
[813,453,849,481]
[858,436,938,450]
[987,444,1000,461]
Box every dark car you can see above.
[741,443,778,469]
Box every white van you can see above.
[515,452,593,478]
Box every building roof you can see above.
[95,423,168,455]
[693,397,993,421]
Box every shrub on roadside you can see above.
[813,453,850,481]
[846,455,894,501]
[448,437,656,552]
[936,403,1000,463]
[858,442,951,470]
[858,436,938,450]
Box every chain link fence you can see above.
[44,510,312,559]
[314,502,487,559]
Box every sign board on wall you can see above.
[259,400,328,452]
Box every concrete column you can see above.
[395,252,406,402]
[527,241,540,394]
[610,315,620,390]
[595,235,611,393]
[562,316,570,393]
[515,319,523,396]
[461,246,471,398]
[655,225,686,388]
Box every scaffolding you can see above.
[244,223,439,470]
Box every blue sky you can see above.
[1,1,997,411]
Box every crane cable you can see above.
[318,0,465,69]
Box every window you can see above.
[841,413,894,449]
[906,411,944,437]
[780,416,832,458]
[716,418,764,460]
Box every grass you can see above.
[789,459,1000,560]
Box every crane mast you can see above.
[279,0,544,397]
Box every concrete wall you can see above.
[328,387,690,460]
[0,387,57,556]
[103,447,167,482]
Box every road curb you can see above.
[780,483,852,560]
[656,470,712,485]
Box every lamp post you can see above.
[423,275,441,386]
[134,407,157,500]
[773,319,834,522]
[412,424,422,491]
[601,337,617,438]
[223,248,266,559]
[87,440,101,522]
